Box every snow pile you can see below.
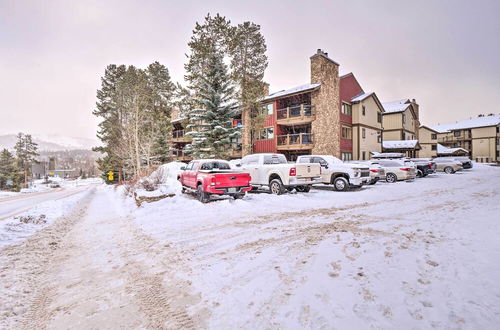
[130,162,185,198]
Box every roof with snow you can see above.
[351,92,373,102]
[382,99,411,114]
[437,143,469,155]
[430,114,500,133]
[383,140,420,150]
[263,83,320,101]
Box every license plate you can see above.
[228,188,237,193]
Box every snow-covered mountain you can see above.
[0,134,100,151]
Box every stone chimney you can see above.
[310,49,341,157]
[263,82,270,97]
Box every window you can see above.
[256,127,274,140]
[341,152,352,161]
[312,157,328,167]
[298,157,311,163]
[362,106,366,116]
[242,154,259,165]
[454,130,461,137]
[402,113,406,124]
[342,103,352,116]
[377,132,382,143]
[341,126,352,139]
[362,128,366,139]
[200,161,231,170]
[186,162,194,170]
[497,126,499,133]
[260,103,274,116]
[377,112,382,123]
[431,144,437,151]
[362,151,366,160]
[431,133,437,140]
[263,154,287,164]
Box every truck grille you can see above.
[361,171,370,177]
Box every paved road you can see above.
[0,186,93,221]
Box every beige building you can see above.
[350,92,384,160]
[381,99,421,157]
[418,125,440,158]
[425,114,500,162]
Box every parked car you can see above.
[434,156,473,169]
[238,153,321,194]
[373,159,417,183]
[179,159,252,203]
[432,158,463,174]
[410,158,437,177]
[296,155,370,191]
[367,162,386,185]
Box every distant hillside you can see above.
[0,134,100,151]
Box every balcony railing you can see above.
[276,133,314,150]
[172,129,192,142]
[171,150,191,161]
[173,130,185,139]
[438,135,471,143]
[276,104,315,125]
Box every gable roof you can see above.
[430,114,500,133]
[383,139,420,150]
[263,83,320,101]
[437,143,469,155]
[351,92,385,113]
[382,99,412,114]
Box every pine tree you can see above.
[0,149,20,191]
[228,22,268,155]
[186,52,240,159]
[93,64,127,173]
[14,133,39,184]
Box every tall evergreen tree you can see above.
[14,133,39,184]
[228,22,268,155]
[0,149,20,191]
[93,64,127,173]
[186,52,239,159]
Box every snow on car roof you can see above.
[437,143,469,155]
[263,83,320,101]
[430,114,500,133]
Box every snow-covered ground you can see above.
[123,163,500,328]
[1,163,499,329]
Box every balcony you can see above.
[276,133,314,150]
[172,129,192,143]
[171,150,191,162]
[276,104,315,126]
[438,133,471,143]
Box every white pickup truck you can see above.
[296,155,370,191]
[238,153,321,194]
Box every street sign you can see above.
[103,170,119,184]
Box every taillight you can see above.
[428,163,433,168]
[400,168,410,171]
[289,168,296,176]
[370,169,378,173]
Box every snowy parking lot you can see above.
[1,164,500,329]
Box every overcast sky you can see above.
[1,0,499,139]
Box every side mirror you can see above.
[180,166,186,170]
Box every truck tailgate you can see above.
[213,172,251,187]
[295,163,321,178]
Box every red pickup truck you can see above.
[179,159,252,203]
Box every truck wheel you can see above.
[270,179,285,195]
[233,194,244,200]
[416,170,423,178]
[181,186,186,194]
[296,185,311,193]
[386,173,397,183]
[333,177,349,191]
[444,166,454,174]
[369,178,378,185]
[197,185,209,203]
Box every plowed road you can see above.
[0,186,93,221]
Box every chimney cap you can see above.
[311,49,339,65]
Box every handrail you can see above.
[173,130,185,138]
[276,104,314,120]
[277,133,314,146]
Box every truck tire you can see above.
[233,194,244,200]
[386,173,397,183]
[197,184,209,203]
[181,186,186,194]
[296,185,311,193]
[333,177,349,191]
[416,169,423,178]
[369,178,378,185]
[270,179,285,195]
[444,166,454,174]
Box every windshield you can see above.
[200,161,231,170]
